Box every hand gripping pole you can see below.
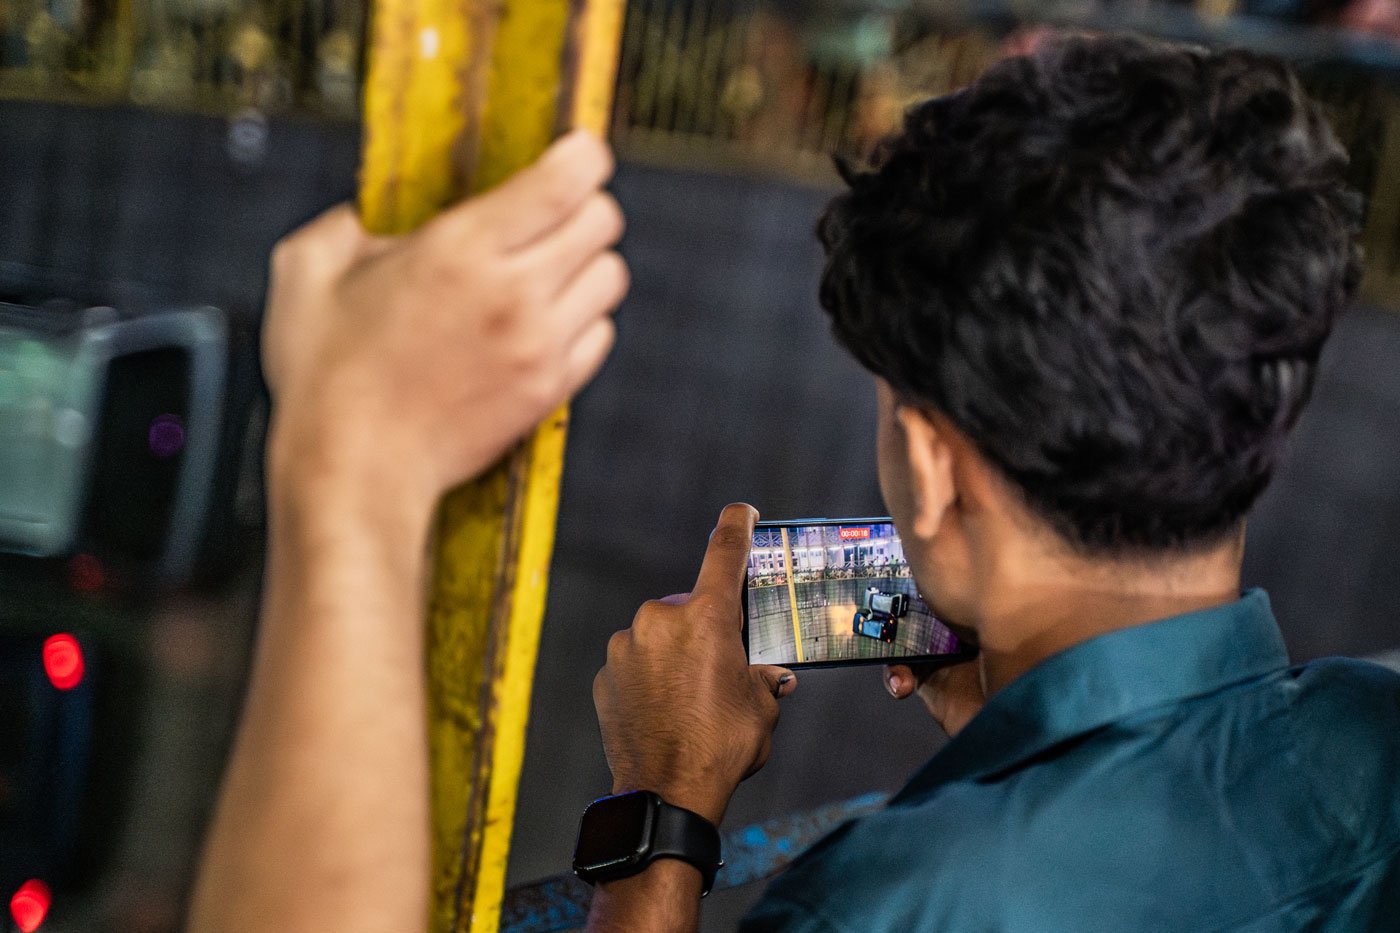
[358,1,625,929]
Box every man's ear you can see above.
[895,404,956,541]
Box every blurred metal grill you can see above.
[0,0,1003,145]
[609,1,1001,179]
[0,0,364,116]
[1,0,1396,159]
[6,0,1400,299]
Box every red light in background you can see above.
[42,635,84,691]
[10,879,50,932]
[67,553,105,593]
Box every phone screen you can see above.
[742,518,966,669]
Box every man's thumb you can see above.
[755,666,797,699]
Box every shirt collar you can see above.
[894,588,1289,799]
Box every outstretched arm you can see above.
[189,131,627,933]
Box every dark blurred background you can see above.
[3,0,1400,930]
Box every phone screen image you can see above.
[743,519,964,669]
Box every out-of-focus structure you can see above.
[4,1,1400,931]
[9,0,1400,299]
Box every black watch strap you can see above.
[651,798,723,896]
[573,791,724,897]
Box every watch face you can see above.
[574,791,655,871]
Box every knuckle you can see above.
[630,600,673,639]
[540,371,571,411]
[605,630,628,660]
[525,276,555,311]
[274,206,361,271]
[596,193,625,242]
[522,359,567,412]
[439,248,480,289]
[502,270,548,316]
[413,246,465,295]
[590,318,619,359]
[633,598,665,622]
[538,169,581,218]
[511,329,549,368]
[430,198,482,243]
[322,204,363,242]
[600,252,630,302]
[575,132,613,177]
[631,610,658,638]
[270,231,303,271]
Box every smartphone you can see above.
[741,518,969,670]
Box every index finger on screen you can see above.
[692,503,758,605]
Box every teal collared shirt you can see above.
[743,590,1400,931]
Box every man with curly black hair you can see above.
[586,35,1400,930]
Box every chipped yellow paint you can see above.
[358,0,625,930]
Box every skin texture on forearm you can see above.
[187,448,433,933]
[586,860,703,933]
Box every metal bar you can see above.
[781,527,804,664]
[357,0,624,930]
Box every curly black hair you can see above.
[818,35,1364,554]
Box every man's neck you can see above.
[969,541,1244,696]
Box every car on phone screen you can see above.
[853,611,897,642]
[852,587,907,643]
[861,587,909,620]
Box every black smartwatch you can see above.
[572,791,723,895]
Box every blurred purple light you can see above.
[148,414,186,458]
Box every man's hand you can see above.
[192,133,627,933]
[884,658,986,739]
[262,129,627,518]
[592,504,797,827]
[586,504,794,932]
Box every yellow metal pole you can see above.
[358,1,624,931]
[780,527,804,664]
